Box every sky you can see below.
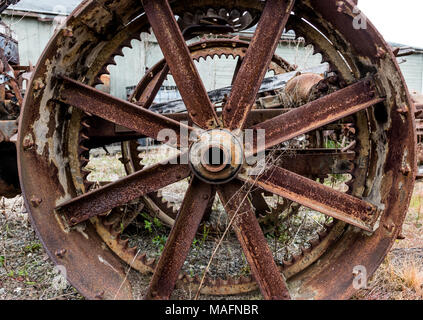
[359,0,423,48]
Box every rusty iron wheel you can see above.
[120,39,295,224]
[18,0,416,300]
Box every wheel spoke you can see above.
[56,76,194,147]
[238,166,380,232]
[142,0,219,128]
[135,65,170,109]
[217,182,291,300]
[247,78,384,155]
[56,157,190,226]
[223,0,296,130]
[145,178,213,300]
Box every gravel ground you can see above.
[0,197,83,300]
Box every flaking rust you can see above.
[7,0,418,300]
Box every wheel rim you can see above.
[18,0,416,300]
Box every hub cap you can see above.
[189,129,244,184]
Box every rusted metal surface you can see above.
[218,182,291,300]
[57,76,194,147]
[146,178,212,300]
[223,0,295,131]
[249,78,385,155]
[16,0,416,301]
[56,159,191,226]
[142,0,219,129]
[239,165,379,232]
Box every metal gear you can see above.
[18,0,416,300]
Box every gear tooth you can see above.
[107,222,116,233]
[99,66,110,76]
[122,39,133,49]
[318,228,328,238]
[239,276,248,284]
[80,132,89,141]
[120,239,129,249]
[103,218,115,227]
[309,236,321,247]
[79,155,90,163]
[292,252,302,262]
[79,145,90,153]
[114,48,124,57]
[301,242,313,254]
[325,220,335,229]
[283,256,294,267]
[127,246,137,256]
[84,180,94,189]
[146,258,156,267]
[81,120,91,128]
[110,227,121,237]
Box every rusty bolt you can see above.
[70,217,78,225]
[202,194,209,200]
[30,196,43,208]
[201,43,207,49]
[55,249,67,258]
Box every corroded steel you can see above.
[57,76,194,147]
[249,78,385,155]
[146,178,212,300]
[56,159,191,226]
[239,165,379,232]
[223,0,295,131]
[16,0,416,301]
[142,0,219,129]
[218,182,291,300]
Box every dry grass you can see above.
[353,181,423,300]
[354,250,423,300]
[2,151,423,300]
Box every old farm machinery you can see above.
[0,0,28,198]
[4,0,419,300]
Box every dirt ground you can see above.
[1,162,423,300]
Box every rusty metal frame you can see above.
[17,0,416,300]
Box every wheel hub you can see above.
[189,129,244,184]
